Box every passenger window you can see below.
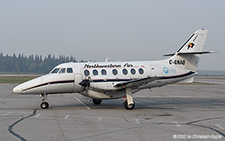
[84,70,90,76]
[67,68,73,73]
[51,68,60,73]
[139,68,144,74]
[112,69,118,75]
[130,68,136,75]
[93,69,98,75]
[59,68,66,73]
[101,69,107,75]
[122,69,128,75]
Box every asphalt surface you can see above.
[0,78,225,141]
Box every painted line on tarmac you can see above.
[75,97,91,110]
[64,115,69,120]
[215,124,224,130]
[98,117,103,121]
[173,121,181,127]
[35,113,41,118]
[4,111,13,116]
[135,118,140,124]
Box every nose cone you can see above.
[13,85,23,94]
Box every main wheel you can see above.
[123,100,135,110]
[93,99,102,105]
[40,102,49,109]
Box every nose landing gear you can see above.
[40,93,49,109]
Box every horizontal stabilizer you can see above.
[163,53,176,56]
[164,51,215,56]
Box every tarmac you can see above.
[0,78,225,141]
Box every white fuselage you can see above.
[13,59,195,99]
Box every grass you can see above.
[0,75,40,83]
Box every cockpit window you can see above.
[67,68,73,73]
[51,68,60,73]
[59,68,66,73]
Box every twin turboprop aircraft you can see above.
[13,29,213,110]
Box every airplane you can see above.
[13,29,214,110]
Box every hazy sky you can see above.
[0,0,224,70]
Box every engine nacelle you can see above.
[80,89,125,99]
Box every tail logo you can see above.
[188,43,194,49]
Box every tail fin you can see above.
[177,29,208,53]
[164,29,211,71]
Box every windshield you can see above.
[50,67,73,74]
[59,68,66,73]
[51,68,60,73]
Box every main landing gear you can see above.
[93,99,102,105]
[123,100,135,110]
[40,93,49,109]
[123,88,135,110]
[91,88,136,110]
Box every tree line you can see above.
[0,53,84,74]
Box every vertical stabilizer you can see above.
[177,29,208,53]
[166,29,208,71]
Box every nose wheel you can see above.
[41,102,49,109]
[40,93,49,109]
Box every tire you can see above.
[93,99,102,105]
[123,100,135,110]
[41,102,49,109]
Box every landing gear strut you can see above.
[93,99,102,105]
[40,93,49,109]
[124,88,135,110]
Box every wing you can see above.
[114,76,160,89]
